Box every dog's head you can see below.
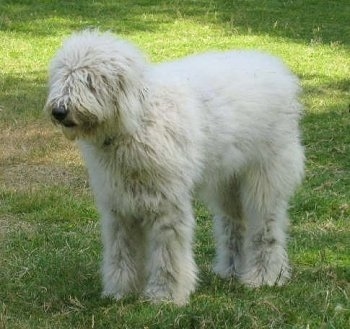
[44,30,147,140]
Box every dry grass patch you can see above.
[1,121,87,194]
[0,121,82,166]
[0,216,38,238]
[1,163,87,193]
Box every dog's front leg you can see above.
[101,211,146,300]
[144,204,197,305]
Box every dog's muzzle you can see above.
[52,105,76,127]
[52,104,68,121]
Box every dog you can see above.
[44,30,304,305]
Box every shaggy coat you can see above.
[45,31,304,305]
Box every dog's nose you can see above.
[52,105,68,121]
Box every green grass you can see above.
[1,1,349,328]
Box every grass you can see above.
[0,0,349,328]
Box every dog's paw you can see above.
[214,261,239,279]
[143,285,189,306]
[239,265,290,287]
[101,289,126,301]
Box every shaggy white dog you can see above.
[45,30,304,305]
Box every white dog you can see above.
[45,30,304,305]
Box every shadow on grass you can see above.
[1,0,349,46]
[0,71,47,123]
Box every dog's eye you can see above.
[86,73,92,87]
[86,74,96,93]
[101,75,108,86]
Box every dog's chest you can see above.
[86,141,170,218]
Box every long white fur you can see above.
[45,30,304,305]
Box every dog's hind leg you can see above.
[101,211,146,300]
[239,163,293,287]
[211,177,246,278]
[144,202,197,305]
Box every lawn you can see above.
[0,0,349,328]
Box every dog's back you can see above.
[154,51,303,179]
